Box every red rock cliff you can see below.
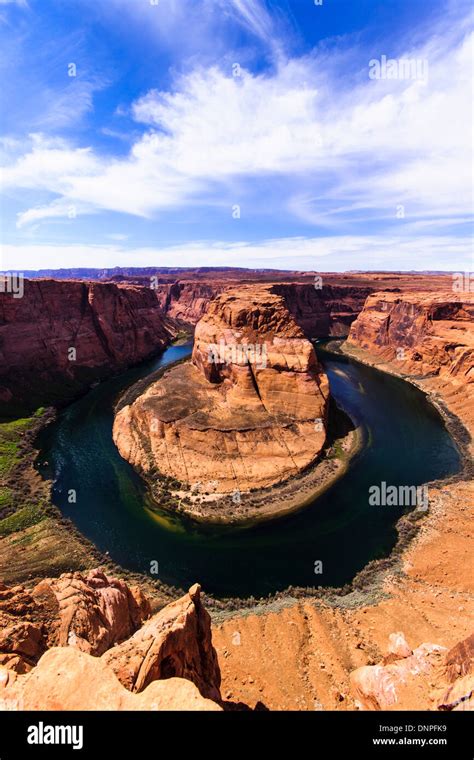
[347,292,474,384]
[0,279,173,415]
[155,279,374,335]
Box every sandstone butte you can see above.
[113,285,330,500]
[211,289,474,711]
[0,571,222,711]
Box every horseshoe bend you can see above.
[1,0,474,736]
[111,285,351,523]
[0,269,473,716]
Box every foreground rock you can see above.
[113,285,329,508]
[104,583,221,702]
[0,574,222,710]
[33,569,151,656]
[350,631,474,711]
[0,279,173,416]
[0,570,150,671]
[0,647,221,711]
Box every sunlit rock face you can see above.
[348,292,474,381]
[113,285,329,496]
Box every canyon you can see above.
[212,288,473,710]
[0,270,458,416]
[0,270,472,712]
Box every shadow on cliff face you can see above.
[324,394,356,447]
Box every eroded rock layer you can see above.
[113,285,329,495]
[347,291,474,455]
[0,573,222,710]
[347,292,474,384]
[0,279,173,415]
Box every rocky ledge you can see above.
[0,570,222,711]
[113,285,338,522]
[346,291,474,457]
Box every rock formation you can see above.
[350,631,474,711]
[32,569,151,657]
[113,285,329,499]
[1,273,456,416]
[0,573,222,710]
[0,647,221,711]
[0,279,173,416]
[0,570,150,671]
[273,283,373,338]
[211,288,473,711]
[155,279,373,336]
[347,292,474,385]
[155,280,227,324]
[346,290,474,457]
[104,583,221,702]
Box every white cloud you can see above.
[220,0,282,53]
[0,10,472,240]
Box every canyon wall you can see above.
[154,279,373,335]
[0,279,173,416]
[347,292,474,382]
[274,283,373,338]
[113,285,329,499]
[1,273,454,416]
[347,291,474,446]
[155,280,227,324]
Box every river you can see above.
[36,341,461,598]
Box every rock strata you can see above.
[0,574,222,710]
[0,647,221,711]
[350,631,474,711]
[0,279,173,415]
[348,292,474,386]
[104,583,221,701]
[0,570,150,670]
[113,285,329,499]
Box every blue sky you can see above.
[0,0,472,271]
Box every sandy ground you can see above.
[212,346,474,711]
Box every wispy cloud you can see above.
[0,0,472,275]
[3,14,472,236]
